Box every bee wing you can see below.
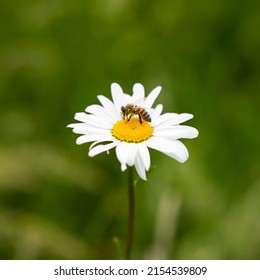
[132,98,152,111]
[132,97,145,106]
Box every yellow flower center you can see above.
[112,117,154,143]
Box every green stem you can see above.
[126,166,135,260]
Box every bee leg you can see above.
[138,114,142,124]
[126,115,132,123]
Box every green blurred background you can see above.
[1,0,260,259]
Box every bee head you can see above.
[121,106,126,113]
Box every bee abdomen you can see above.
[142,110,151,122]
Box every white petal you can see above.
[126,143,137,166]
[74,113,112,129]
[144,86,162,108]
[150,104,163,120]
[115,142,129,171]
[121,163,127,172]
[72,127,109,135]
[76,134,114,145]
[154,113,194,127]
[132,83,145,102]
[73,112,90,123]
[167,113,194,125]
[69,123,110,135]
[85,104,103,114]
[154,125,199,139]
[85,104,115,124]
[146,137,189,163]
[67,123,81,129]
[111,83,125,116]
[88,141,118,157]
[134,152,147,180]
[137,143,150,171]
[152,112,178,126]
[97,95,119,121]
[89,140,107,150]
[121,93,132,105]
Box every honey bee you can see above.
[121,104,151,124]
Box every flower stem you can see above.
[126,166,135,260]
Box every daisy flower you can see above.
[67,83,199,180]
